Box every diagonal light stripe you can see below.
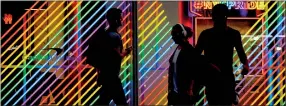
[237,26,285,93]
[1,1,58,72]
[1,1,73,83]
[1,1,76,102]
[138,1,157,21]
[57,67,95,105]
[24,46,88,105]
[233,6,285,77]
[241,59,285,104]
[145,77,167,105]
[82,86,102,105]
[259,77,285,105]
[239,48,285,101]
[0,1,59,65]
[156,92,167,105]
[148,83,168,105]
[250,68,285,105]
[274,93,286,105]
[11,2,84,104]
[1,1,44,42]
[267,85,286,105]
[138,3,162,29]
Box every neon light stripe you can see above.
[239,48,285,100]
[1,1,71,81]
[259,77,285,105]
[148,84,167,105]
[90,95,101,105]
[267,85,286,105]
[233,7,285,76]
[236,26,285,92]
[241,60,285,105]
[1,1,57,70]
[41,64,90,105]
[232,2,282,70]
[156,92,167,105]
[138,10,165,38]
[1,1,42,40]
[82,86,102,105]
[138,53,170,90]
[40,1,127,104]
[250,69,285,105]
[24,47,88,105]
[2,1,109,103]
[0,1,59,64]
[138,1,148,12]
[139,37,173,72]
[235,19,286,81]
[138,26,171,55]
[274,93,286,105]
[139,30,171,63]
[57,67,95,105]
[164,101,168,105]
[1,1,74,101]
[144,78,167,105]
[10,2,82,103]
[139,16,167,45]
[65,74,98,105]
[241,60,285,103]
[138,3,162,29]
[196,95,207,106]
[138,1,157,20]
[120,20,131,34]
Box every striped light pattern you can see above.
[1,1,133,105]
[1,1,285,106]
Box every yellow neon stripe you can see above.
[122,29,131,40]
[274,93,286,105]
[1,1,66,75]
[259,77,285,105]
[250,68,285,105]
[156,93,167,105]
[65,74,98,105]
[139,16,167,46]
[138,1,157,20]
[267,85,286,105]
[38,58,87,104]
[138,10,164,38]
[73,80,98,105]
[240,55,285,103]
[121,55,131,66]
[164,101,168,105]
[43,63,89,105]
[123,39,131,47]
[232,1,276,60]
[138,3,162,29]
[82,86,102,105]
[57,68,95,105]
[1,1,80,83]
[0,1,57,66]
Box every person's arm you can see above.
[109,33,132,58]
[234,31,249,75]
[114,47,132,58]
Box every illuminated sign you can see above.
[191,1,265,10]
[3,13,13,24]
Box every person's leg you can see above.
[167,90,179,105]
[95,83,112,105]
[110,77,127,105]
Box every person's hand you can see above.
[125,46,133,55]
[241,64,249,75]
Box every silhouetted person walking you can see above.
[196,4,249,105]
[88,8,131,105]
[168,24,220,105]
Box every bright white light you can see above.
[276,47,282,51]
[253,36,259,41]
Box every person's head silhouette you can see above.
[106,8,122,29]
[171,24,193,45]
[212,4,228,27]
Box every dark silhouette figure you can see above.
[196,4,249,105]
[168,24,220,105]
[88,8,131,105]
